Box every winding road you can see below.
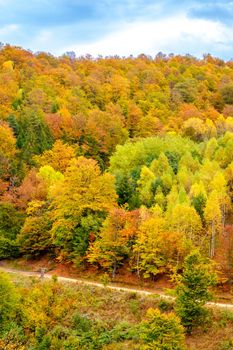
[1,266,233,310]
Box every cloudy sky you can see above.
[0,0,233,59]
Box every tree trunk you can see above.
[221,203,226,237]
[112,258,117,279]
[209,221,215,258]
[136,251,140,278]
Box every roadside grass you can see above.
[2,272,233,349]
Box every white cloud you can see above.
[62,14,233,58]
[0,24,19,35]
[36,30,53,44]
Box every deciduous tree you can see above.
[50,157,117,262]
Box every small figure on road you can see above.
[40,267,46,279]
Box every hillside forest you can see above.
[1,44,233,282]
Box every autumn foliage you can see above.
[1,45,233,280]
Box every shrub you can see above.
[140,308,187,349]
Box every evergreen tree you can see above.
[175,250,216,334]
[17,111,53,162]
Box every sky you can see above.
[0,0,233,60]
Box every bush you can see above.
[140,308,187,350]
[73,313,92,334]
[218,339,233,350]
[1,322,25,348]
[0,236,19,259]
[158,299,174,312]
[0,273,20,328]
[220,310,233,323]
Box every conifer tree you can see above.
[175,250,216,334]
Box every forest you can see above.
[1,44,233,348]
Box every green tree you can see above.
[109,136,199,208]
[173,79,197,103]
[16,111,53,162]
[175,250,216,334]
[38,165,64,194]
[204,138,218,160]
[0,203,24,259]
[190,182,207,220]
[137,166,155,206]
[0,272,19,327]
[220,84,233,105]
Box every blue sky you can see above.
[0,0,233,59]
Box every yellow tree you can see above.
[205,118,217,139]
[132,211,189,279]
[132,204,190,279]
[199,160,221,192]
[140,308,187,350]
[210,172,231,233]
[50,157,117,262]
[204,138,218,160]
[182,117,207,141]
[150,153,173,177]
[87,208,139,278]
[17,200,52,256]
[177,166,194,193]
[154,186,166,210]
[166,184,179,213]
[137,166,156,206]
[150,153,174,194]
[225,160,233,198]
[0,121,17,194]
[0,60,19,119]
[0,122,16,158]
[34,140,76,173]
[166,204,202,244]
[204,190,222,258]
[132,214,166,278]
[179,152,200,174]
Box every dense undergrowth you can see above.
[1,271,233,350]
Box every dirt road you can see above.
[1,266,233,310]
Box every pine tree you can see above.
[175,250,216,334]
